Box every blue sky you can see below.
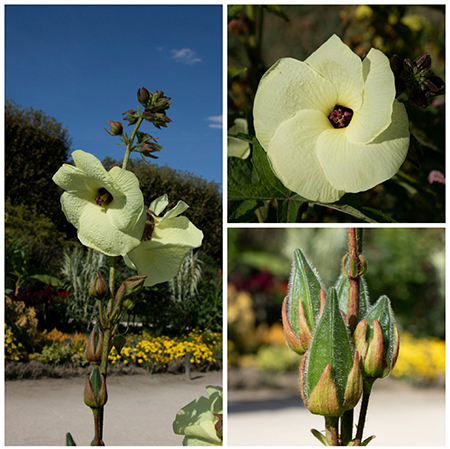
[5,5,223,186]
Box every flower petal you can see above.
[317,100,410,192]
[126,216,203,286]
[265,108,345,203]
[149,194,169,216]
[61,193,143,256]
[71,150,123,197]
[228,118,250,159]
[305,34,364,111]
[254,57,337,149]
[161,201,190,221]
[345,48,396,144]
[107,166,146,231]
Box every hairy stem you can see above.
[354,379,375,446]
[325,416,340,446]
[340,409,354,445]
[347,228,361,334]
[122,115,144,170]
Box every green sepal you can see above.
[90,365,103,399]
[364,296,394,361]
[305,288,354,404]
[311,429,329,446]
[301,288,358,416]
[359,295,399,378]
[287,249,325,340]
[66,432,77,446]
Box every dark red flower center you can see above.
[328,105,353,128]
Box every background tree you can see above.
[5,100,72,231]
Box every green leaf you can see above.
[251,138,291,196]
[311,429,329,446]
[173,386,223,446]
[228,199,264,222]
[361,435,376,446]
[277,198,305,223]
[228,66,247,79]
[228,155,253,187]
[65,432,77,446]
[29,273,64,287]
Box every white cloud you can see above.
[207,115,223,129]
[171,48,202,66]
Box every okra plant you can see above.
[53,88,204,445]
[282,228,399,446]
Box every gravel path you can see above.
[5,371,222,446]
[228,377,445,446]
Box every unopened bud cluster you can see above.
[282,248,399,418]
[391,53,445,108]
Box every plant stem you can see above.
[122,116,144,170]
[325,416,340,446]
[340,409,353,445]
[354,379,375,446]
[347,228,361,334]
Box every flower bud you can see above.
[390,53,445,108]
[85,325,104,364]
[115,275,147,306]
[89,272,108,300]
[84,366,108,409]
[299,287,362,417]
[354,295,399,380]
[282,249,326,355]
[137,87,151,106]
[104,120,123,136]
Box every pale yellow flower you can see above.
[253,34,410,203]
[124,194,203,287]
[53,150,146,256]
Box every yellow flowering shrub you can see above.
[392,332,445,384]
[108,329,222,369]
[4,324,26,363]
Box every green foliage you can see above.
[34,342,69,365]
[59,246,106,330]
[103,157,222,264]
[254,345,298,373]
[5,100,72,229]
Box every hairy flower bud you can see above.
[299,288,362,417]
[104,120,123,136]
[282,249,326,355]
[137,87,151,106]
[89,272,108,300]
[85,325,104,364]
[84,366,108,409]
[115,275,147,308]
[354,295,399,379]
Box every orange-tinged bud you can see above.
[89,272,108,300]
[85,325,104,364]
